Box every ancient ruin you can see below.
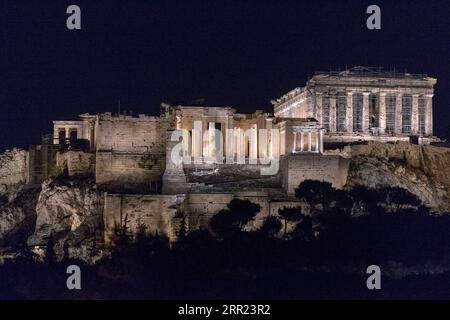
[23,67,440,243]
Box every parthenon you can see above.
[272,66,436,144]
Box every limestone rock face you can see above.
[347,143,450,212]
[0,185,40,248]
[27,178,105,263]
[0,149,38,251]
[0,148,28,203]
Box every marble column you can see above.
[425,94,433,136]
[182,129,190,160]
[329,97,337,132]
[315,93,323,126]
[315,131,319,153]
[346,92,353,133]
[378,92,386,134]
[208,122,215,160]
[395,93,403,134]
[292,131,297,153]
[266,118,273,158]
[249,123,258,162]
[319,129,324,154]
[225,127,234,164]
[193,121,203,164]
[236,128,245,163]
[202,121,208,158]
[412,94,419,134]
[362,92,370,133]
[308,131,312,152]
[53,127,62,144]
[300,131,304,152]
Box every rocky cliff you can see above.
[27,177,104,263]
[0,149,104,263]
[347,142,450,212]
[0,149,38,253]
[0,149,27,203]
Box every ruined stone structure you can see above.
[272,66,437,145]
[25,67,439,242]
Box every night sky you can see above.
[1,0,449,151]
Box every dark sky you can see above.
[1,0,449,151]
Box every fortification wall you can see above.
[185,163,281,189]
[281,154,350,194]
[103,190,314,243]
[96,114,167,153]
[96,152,165,193]
[103,193,186,244]
[186,191,271,231]
[56,151,95,176]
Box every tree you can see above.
[295,180,352,214]
[259,216,282,238]
[227,199,261,229]
[278,207,303,235]
[210,199,261,237]
[292,215,314,241]
[295,180,335,212]
[350,185,383,215]
[176,215,188,240]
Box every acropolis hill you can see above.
[1,67,449,262]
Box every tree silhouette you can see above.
[295,180,352,214]
[278,207,303,235]
[259,216,282,238]
[350,185,383,215]
[228,199,261,229]
[295,180,335,213]
[292,215,314,241]
[210,199,261,237]
[176,215,188,240]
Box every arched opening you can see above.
[322,96,330,132]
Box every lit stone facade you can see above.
[272,67,436,144]
[30,66,439,241]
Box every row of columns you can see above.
[316,92,433,135]
[53,126,81,144]
[292,129,324,154]
[182,121,277,162]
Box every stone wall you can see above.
[96,114,167,153]
[56,151,95,176]
[27,145,59,185]
[185,163,281,189]
[96,151,165,194]
[281,154,350,194]
[94,114,168,193]
[187,191,272,231]
[0,149,27,197]
[103,193,186,244]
